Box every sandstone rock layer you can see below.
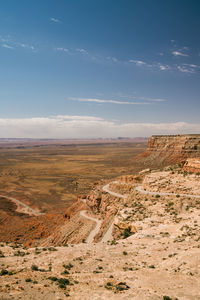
[138,134,200,167]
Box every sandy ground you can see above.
[143,170,200,195]
[0,229,199,300]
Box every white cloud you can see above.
[54,115,103,121]
[172,51,189,57]
[0,116,199,138]
[132,96,165,102]
[129,60,146,66]
[0,36,35,51]
[76,48,88,54]
[129,60,170,72]
[0,37,9,43]
[50,17,61,23]
[56,47,69,53]
[106,56,118,62]
[17,43,35,50]
[183,63,200,69]
[71,96,165,104]
[114,94,165,102]
[70,97,154,105]
[2,43,14,49]
[177,65,196,74]
[158,64,170,71]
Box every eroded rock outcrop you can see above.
[138,134,200,167]
[182,158,200,174]
[113,219,137,240]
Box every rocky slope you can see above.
[183,158,200,174]
[1,167,200,299]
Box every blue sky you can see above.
[0,0,200,138]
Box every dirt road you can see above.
[0,194,43,216]
[80,181,126,243]
[80,210,102,243]
[135,185,200,198]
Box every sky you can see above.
[0,0,200,138]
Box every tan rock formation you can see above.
[113,219,137,240]
[182,158,200,174]
[138,134,200,167]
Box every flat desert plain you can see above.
[0,141,147,214]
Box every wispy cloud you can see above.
[172,51,189,57]
[54,115,103,121]
[0,115,199,138]
[129,59,170,72]
[76,48,88,54]
[129,59,147,66]
[177,65,196,74]
[69,97,165,105]
[0,36,35,52]
[106,56,118,62]
[56,47,69,53]
[2,43,14,49]
[17,43,35,50]
[50,17,61,23]
[183,63,200,69]
[131,96,164,102]
[114,93,165,102]
[157,64,170,71]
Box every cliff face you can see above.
[183,158,200,174]
[138,134,200,167]
[148,134,200,152]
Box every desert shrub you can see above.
[123,227,132,239]
[48,276,58,281]
[31,264,38,271]
[149,265,155,268]
[63,263,73,270]
[105,282,113,290]
[116,282,130,291]
[8,271,13,275]
[62,270,70,275]
[111,240,117,245]
[48,247,57,251]
[183,170,188,177]
[0,250,4,257]
[14,250,25,257]
[0,269,8,276]
[58,278,70,289]
[58,278,70,285]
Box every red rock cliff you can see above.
[138,134,200,167]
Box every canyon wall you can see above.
[138,134,200,167]
[182,158,200,174]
